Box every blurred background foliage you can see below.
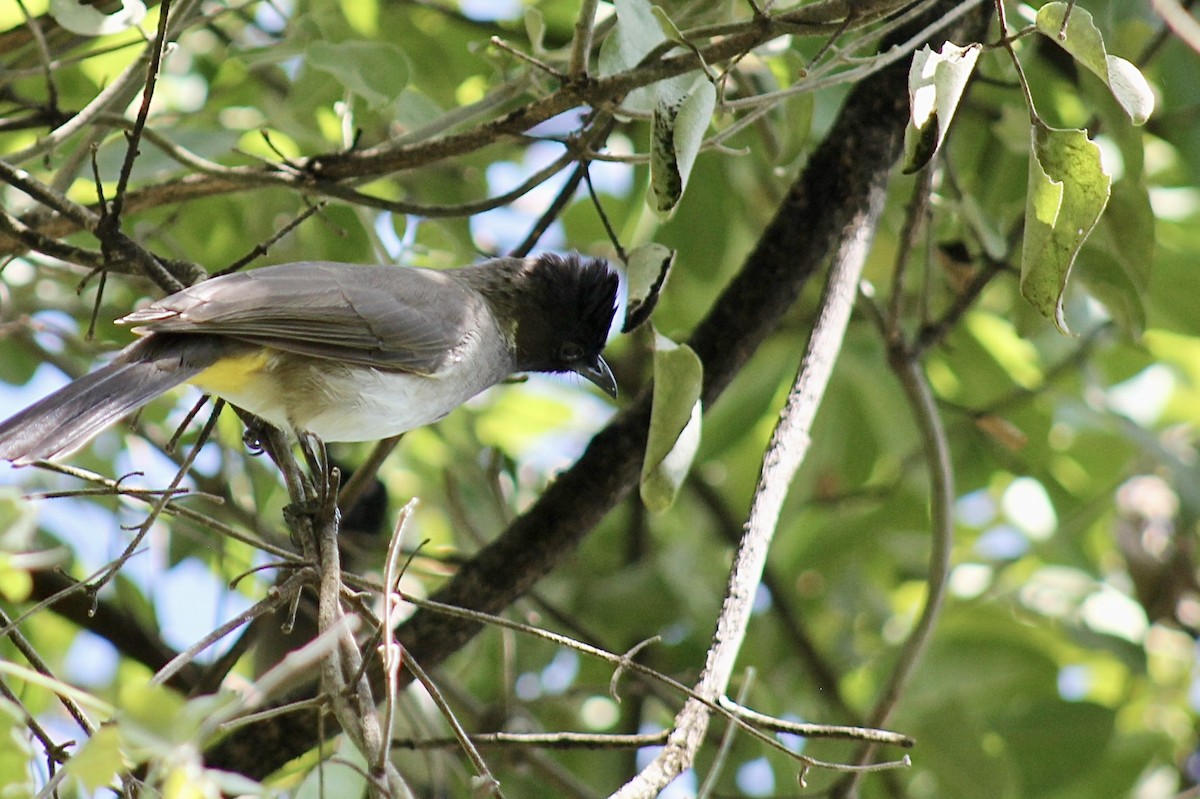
[1,0,1199,797]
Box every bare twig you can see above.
[568,0,601,78]
[89,397,223,594]
[392,729,671,750]
[379,500,418,775]
[490,36,564,79]
[4,0,206,166]
[12,0,57,113]
[105,0,173,229]
[151,569,311,688]
[0,605,96,735]
[403,648,505,797]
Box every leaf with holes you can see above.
[1020,121,1112,333]
[1035,3,1154,125]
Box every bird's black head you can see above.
[506,253,619,397]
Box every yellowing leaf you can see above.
[1035,3,1154,125]
[1020,121,1112,333]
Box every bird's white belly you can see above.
[297,366,497,441]
[193,337,510,442]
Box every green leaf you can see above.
[597,0,662,73]
[998,700,1115,795]
[62,726,124,791]
[641,334,703,512]
[295,734,369,799]
[650,6,687,46]
[118,681,187,744]
[1103,177,1155,293]
[0,554,31,602]
[597,0,665,114]
[306,41,409,110]
[599,0,713,213]
[902,42,982,173]
[0,698,35,795]
[524,8,546,55]
[1020,121,1112,333]
[649,77,716,216]
[49,0,145,36]
[622,243,675,333]
[1104,55,1155,126]
[1035,3,1154,125]
[1076,246,1145,336]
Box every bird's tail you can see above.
[0,335,224,465]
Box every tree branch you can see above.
[614,83,890,798]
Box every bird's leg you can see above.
[298,432,329,494]
[296,432,342,520]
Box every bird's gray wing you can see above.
[120,262,484,374]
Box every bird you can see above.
[0,253,619,465]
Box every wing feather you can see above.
[120,262,482,374]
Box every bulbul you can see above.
[0,253,619,465]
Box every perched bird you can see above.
[0,253,618,465]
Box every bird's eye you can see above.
[559,342,584,362]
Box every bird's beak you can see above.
[576,355,617,399]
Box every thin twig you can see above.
[698,670,756,797]
[90,397,224,594]
[12,0,57,113]
[490,36,564,79]
[568,0,600,78]
[338,435,403,515]
[106,0,173,228]
[391,729,671,750]
[5,0,206,166]
[886,170,933,342]
[0,677,64,768]
[214,201,327,276]
[403,647,505,797]
[151,570,309,687]
[0,606,96,735]
[833,328,956,797]
[379,499,418,775]
[404,594,911,765]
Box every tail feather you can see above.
[0,336,223,465]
